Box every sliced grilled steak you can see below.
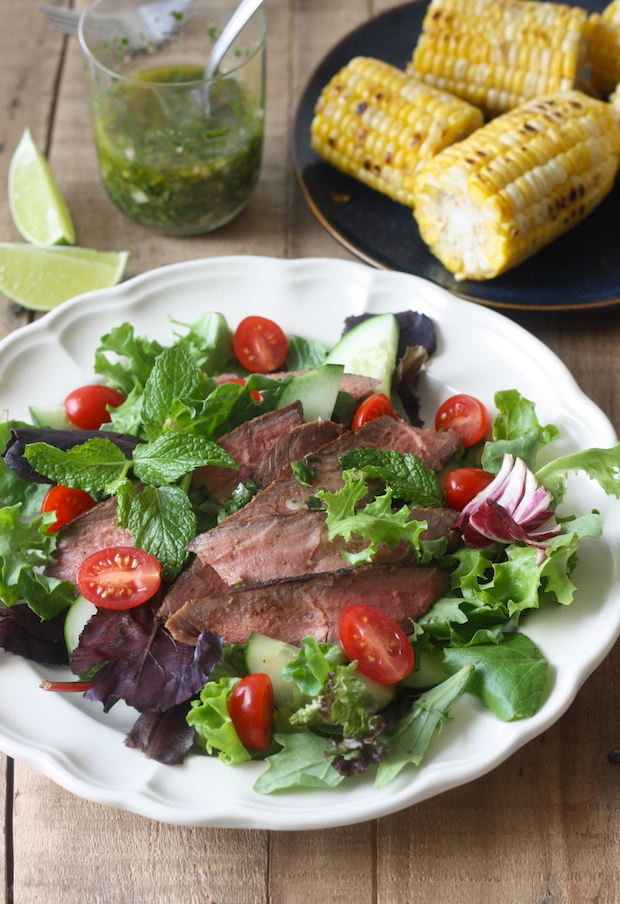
[251,419,345,487]
[157,558,230,619]
[189,507,459,586]
[166,563,448,645]
[188,416,461,560]
[191,402,304,503]
[44,497,131,584]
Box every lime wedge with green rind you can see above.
[8,128,76,246]
[0,244,130,312]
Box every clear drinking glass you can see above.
[78,0,266,235]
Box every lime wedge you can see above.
[0,244,130,311]
[8,128,76,246]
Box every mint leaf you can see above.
[165,381,270,441]
[23,438,129,494]
[375,664,474,788]
[127,485,197,581]
[142,345,204,438]
[443,632,548,721]
[253,732,343,793]
[132,433,236,486]
[339,448,442,506]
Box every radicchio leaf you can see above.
[456,454,560,553]
[70,604,223,713]
[0,604,69,665]
[125,702,195,765]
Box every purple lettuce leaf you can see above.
[0,604,69,665]
[124,702,195,765]
[69,604,224,713]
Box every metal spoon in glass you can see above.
[203,0,266,112]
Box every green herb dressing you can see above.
[92,63,263,234]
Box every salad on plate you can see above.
[1,304,619,795]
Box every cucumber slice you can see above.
[324,313,399,396]
[29,404,74,429]
[277,363,344,422]
[64,594,97,654]
[354,670,396,711]
[245,632,305,707]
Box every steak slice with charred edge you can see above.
[251,419,345,487]
[165,563,449,646]
[188,417,461,560]
[157,558,230,619]
[191,402,304,503]
[188,507,459,586]
[44,497,132,584]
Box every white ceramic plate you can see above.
[0,256,618,829]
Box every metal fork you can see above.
[38,1,193,47]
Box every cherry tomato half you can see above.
[352,393,395,430]
[65,384,126,430]
[228,673,274,751]
[443,467,495,511]
[76,546,162,610]
[41,485,97,532]
[233,316,288,374]
[218,376,261,403]
[435,394,490,448]
[338,604,415,685]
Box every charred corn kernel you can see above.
[310,56,484,207]
[588,1,620,96]
[412,91,620,281]
[410,0,590,117]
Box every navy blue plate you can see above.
[292,0,618,311]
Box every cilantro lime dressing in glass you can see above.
[93,64,264,235]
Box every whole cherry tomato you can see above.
[64,384,126,430]
[76,546,162,609]
[233,316,288,374]
[338,604,414,685]
[435,394,490,448]
[352,393,395,429]
[228,673,274,750]
[443,467,495,511]
[41,485,97,532]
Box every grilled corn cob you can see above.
[588,1,620,96]
[310,57,484,207]
[410,0,590,117]
[412,91,620,281]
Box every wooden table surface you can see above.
[2,1,620,901]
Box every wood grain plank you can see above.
[269,824,376,904]
[12,763,268,904]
